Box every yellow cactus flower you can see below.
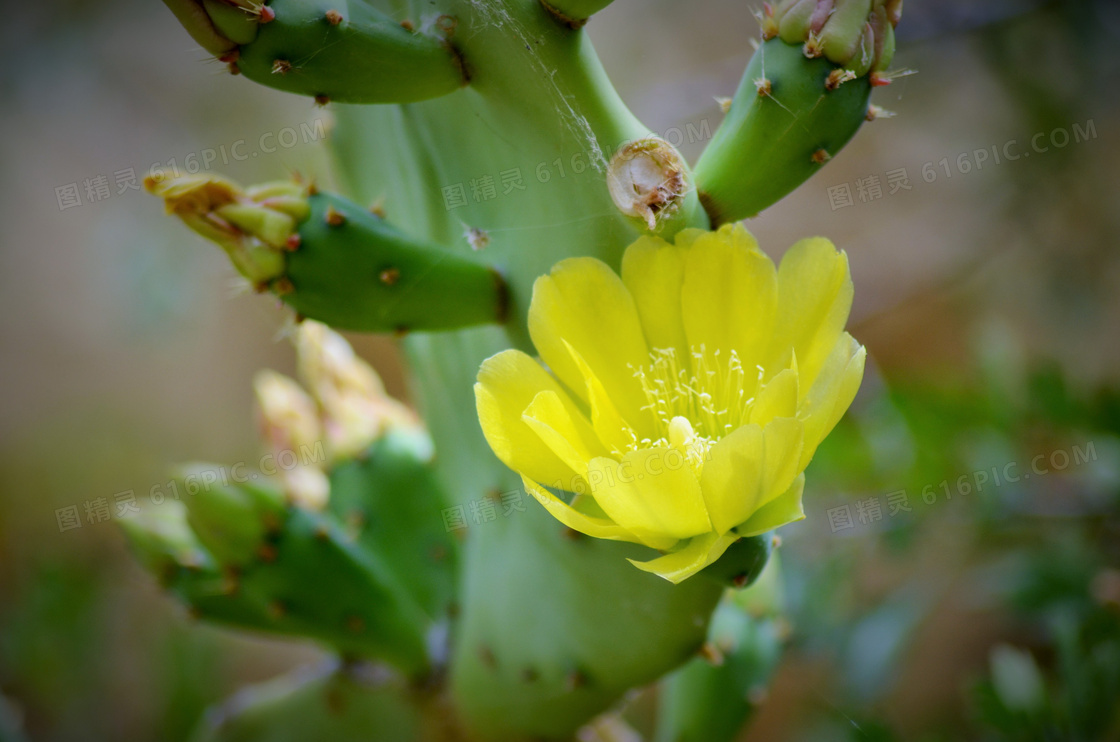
[475,224,865,583]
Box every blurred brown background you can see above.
[1,1,1118,740]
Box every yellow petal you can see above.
[522,390,607,484]
[588,450,711,545]
[700,417,803,533]
[700,423,764,535]
[520,476,639,543]
[621,235,688,356]
[749,366,800,427]
[681,224,777,366]
[672,228,708,250]
[564,340,642,457]
[475,350,588,489]
[734,474,805,537]
[799,335,866,469]
[771,237,853,389]
[758,417,804,510]
[528,257,650,422]
[628,530,740,584]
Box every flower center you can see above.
[627,346,763,472]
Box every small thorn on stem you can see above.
[325,9,343,25]
[566,669,588,691]
[731,572,751,588]
[811,148,831,164]
[826,68,856,90]
[368,198,386,218]
[464,225,490,250]
[715,96,733,113]
[314,94,330,106]
[400,19,415,31]
[219,50,240,64]
[803,32,824,58]
[325,206,346,226]
[771,534,782,549]
[258,6,275,23]
[870,71,892,87]
[866,104,895,121]
[754,77,772,97]
[284,233,301,251]
[379,267,400,286]
[699,642,725,666]
[228,62,241,76]
[272,59,292,75]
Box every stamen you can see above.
[629,345,765,474]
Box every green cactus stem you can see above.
[284,191,509,333]
[326,428,458,626]
[175,0,466,103]
[693,37,872,225]
[654,558,788,742]
[693,0,902,225]
[124,473,437,677]
[653,605,785,742]
[699,532,773,589]
[191,661,448,742]
[449,502,723,740]
[147,175,509,333]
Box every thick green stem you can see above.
[328,1,717,737]
[283,192,509,333]
[208,0,467,104]
[693,38,870,224]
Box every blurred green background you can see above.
[1,1,1118,740]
